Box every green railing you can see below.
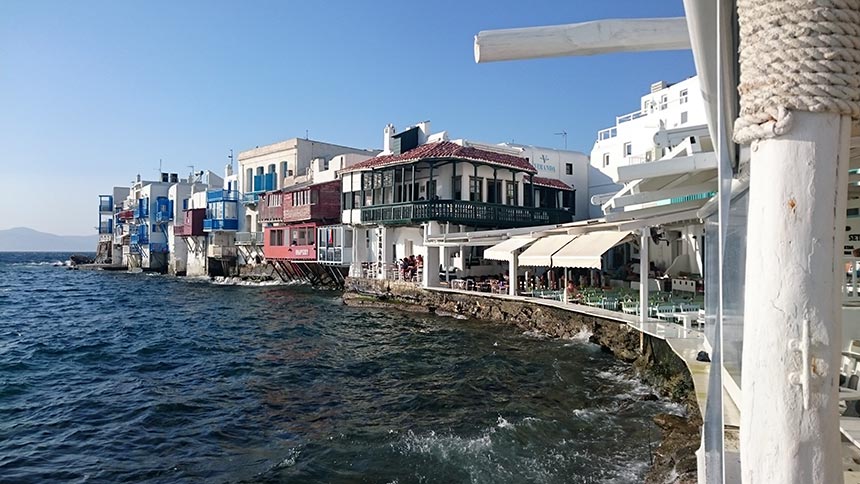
[360,200,573,228]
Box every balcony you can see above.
[207,189,240,202]
[130,232,149,245]
[98,220,113,234]
[235,232,264,245]
[134,199,149,219]
[153,197,173,223]
[359,200,574,228]
[98,195,113,213]
[203,218,239,231]
[174,208,206,237]
[117,209,134,221]
[242,192,260,204]
[207,245,237,259]
[616,109,647,124]
[597,127,617,141]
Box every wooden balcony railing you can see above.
[359,200,573,228]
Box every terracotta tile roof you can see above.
[530,176,573,191]
[341,141,537,174]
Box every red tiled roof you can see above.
[341,141,537,174]
[530,176,573,191]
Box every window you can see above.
[506,181,518,206]
[246,168,253,192]
[563,191,575,212]
[256,166,264,176]
[565,163,573,175]
[270,229,284,246]
[353,192,361,208]
[452,176,462,200]
[182,198,188,210]
[623,142,632,157]
[469,177,483,202]
[311,190,318,204]
[281,162,289,179]
[659,94,668,110]
[645,151,653,162]
[602,153,610,167]
[680,89,688,104]
[343,192,353,210]
[681,111,688,124]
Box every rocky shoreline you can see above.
[343,278,701,483]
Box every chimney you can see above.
[650,81,668,93]
[383,124,396,154]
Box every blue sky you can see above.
[0,0,694,235]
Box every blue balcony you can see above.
[242,192,260,204]
[134,198,150,219]
[98,220,113,234]
[153,197,174,223]
[98,195,114,213]
[207,190,240,202]
[130,232,149,245]
[203,219,239,231]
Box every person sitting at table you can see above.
[566,281,580,301]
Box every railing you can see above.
[134,206,149,218]
[242,192,260,204]
[597,126,617,140]
[235,232,264,245]
[318,247,343,264]
[349,262,421,284]
[203,218,239,231]
[359,200,573,228]
[208,246,238,259]
[130,232,149,245]
[207,190,240,202]
[616,109,647,124]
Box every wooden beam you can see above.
[474,17,690,63]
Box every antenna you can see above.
[305,129,309,140]
[158,158,163,174]
[554,131,568,150]
[187,165,195,181]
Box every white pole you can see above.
[563,268,569,304]
[640,228,650,326]
[473,18,690,63]
[509,252,519,296]
[740,111,850,483]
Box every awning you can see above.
[518,234,577,267]
[551,230,633,269]
[484,236,536,261]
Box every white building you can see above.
[342,121,586,285]
[237,138,378,238]
[168,169,223,276]
[588,76,709,218]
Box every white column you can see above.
[563,268,568,303]
[741,111,849,483]
[509,252,519,296]
[423,246,440,288]
[640,227,650,326]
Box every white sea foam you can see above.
[496,416,514,429]
[208,276,292,287]
[521,329,550,339]
[396,429,495,460]
[569,327,593,342]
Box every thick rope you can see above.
[733,0,860,144]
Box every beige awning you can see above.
[518,234,577,267]
[551,230,633,269]
[483,236,537,261]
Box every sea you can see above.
[0,252,683,484]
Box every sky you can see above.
[0,0,695,235]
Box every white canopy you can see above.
[483,236,536,261]
[518,234,577,267]
[551,230,633,269]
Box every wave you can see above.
[12,260,70,267]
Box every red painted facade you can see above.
[174,208,206,237]
[281,180,342,223]
[258,191,284,222]
[264,223,318,260]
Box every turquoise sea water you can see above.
[0,252,680,483]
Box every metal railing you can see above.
[203,219,238,231]
[235,232,264,245]
[359,199,573,228]
[207,190,240,202]
[616,108,647,124]
[318,247,344,264]
[349,262,421,284]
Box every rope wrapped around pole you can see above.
[733,0,860,144]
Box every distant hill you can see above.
[0,227,99,252]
